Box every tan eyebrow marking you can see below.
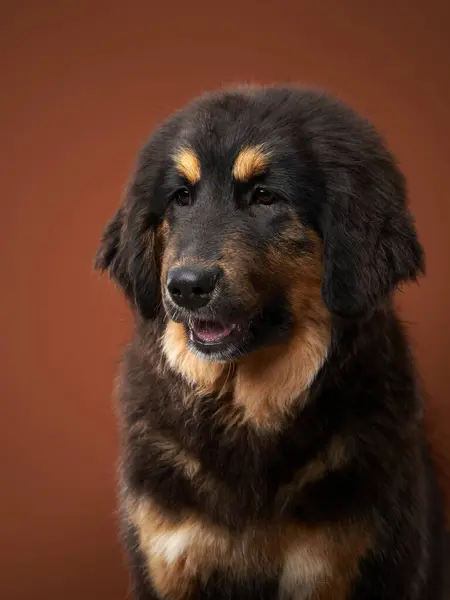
[232,145,270,181]
[173,148,201,184]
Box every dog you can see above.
[95,85,446,599]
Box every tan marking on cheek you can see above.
[219,235,260,308]
[266,219,322,288]
[154,219,169,271]
[233,227,330,431]
[285,233,326,331]
[157,218,170,243]
[173,148,201,184]
[162,321,231,397]
[161,241,177,285]
[232,145,270,181]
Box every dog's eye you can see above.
[251,187,278,206]
[172,187,192,207]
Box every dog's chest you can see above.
[128,496,344,600]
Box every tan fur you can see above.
[160,236,178,286]
[218,234,261,308]
[127,494,371,600]
[173,147,201,184]
[234,228,330,430]
[275,436,351,515]
[279,524,371,600]
[161,225,330,430]
[151,432,202,479]
[161,315,329,431]
[127,495,198,599]
[232,145,271,181]
[157,218,170,246]
[162,321,231,397]
[234,320,329,431]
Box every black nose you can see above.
[167,265,222,309]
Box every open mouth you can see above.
[188,320,240,346]
[173,301,291,361]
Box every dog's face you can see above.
[157,129,327,362]
[96,86,424,364]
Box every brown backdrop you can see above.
[2,1,449,599]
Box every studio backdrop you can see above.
[2,1,449,599]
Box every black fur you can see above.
[96,85,445,599]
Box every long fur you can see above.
[96,85,445,600]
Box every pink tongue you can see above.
[193,322,234,343]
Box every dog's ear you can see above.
[94,152,163,320]
[312,109,425,317]
[94,206,128,288]
[320,190,424,318]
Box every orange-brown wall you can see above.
[2,2,449,598]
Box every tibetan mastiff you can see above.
[95,85,446,599]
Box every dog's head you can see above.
[95,86,424,364]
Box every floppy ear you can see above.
[316,125,424,318]
[94,206,128,288]
[95,114,182,319]
[94,159,162,320]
